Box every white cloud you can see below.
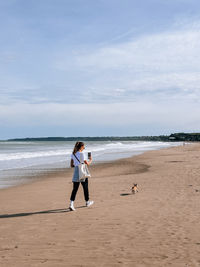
[55,20,200,103]
[2,19,200,105]
[86,29,199,72]
[0,101,200,133]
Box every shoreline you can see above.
[0,154,147,192]
[0,142,183,191]
[0,143,200,266]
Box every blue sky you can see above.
[0,0,200,139]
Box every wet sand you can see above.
[0,144,200,266]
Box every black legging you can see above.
[70,178,89,201]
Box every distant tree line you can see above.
[169,133,200,142]
[5,133,200,142]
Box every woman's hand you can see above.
[84,158,92,165]
[70,159,75,168]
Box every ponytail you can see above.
[73,141,85,154]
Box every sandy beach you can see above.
[0,144,200,267]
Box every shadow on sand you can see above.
[120,193,132,196]
[0,206,86,219]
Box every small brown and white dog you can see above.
[131,184,138,194]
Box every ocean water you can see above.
[0,140,182,189]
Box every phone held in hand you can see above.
[88,152,91,159]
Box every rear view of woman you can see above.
[69,141,94,211]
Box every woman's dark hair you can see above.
[73,141,85,154]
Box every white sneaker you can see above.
[69,201,76,211]
[86,200,94,207]
[69,205,76,211]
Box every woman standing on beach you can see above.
[69,141,94,211]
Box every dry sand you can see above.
[0,144,200,267]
